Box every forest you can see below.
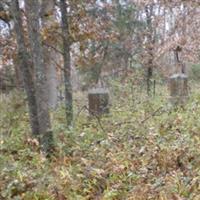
[1,0,200,199]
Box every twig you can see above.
[43,41,64,55]
[114,120,137,127]
[74,105,87,122]
[84,106,106,133]
[74,105,106,132]
[113,106,164,126]
[140,106,163,124]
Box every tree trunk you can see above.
[13,54,23,90]
[41,0,59,109]
[147,66,153,96]
[145,4,155,96]
[12,0,40,136]
[60,0,73,127]
[25,0,54,154]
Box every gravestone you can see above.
[88,88,109,116]
[169,73,188,105]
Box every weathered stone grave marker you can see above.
[88,88,109,116]
[169,73,188,105]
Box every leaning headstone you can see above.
[169,73,188,105]
[88,88,109,116]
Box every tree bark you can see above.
[13,54,24,90]
[25,0,54,154]
[41,0,59,109]
[145,4,154,96]
[60,0,73,126]
[12,0,40,136]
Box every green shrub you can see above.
[190,63,200,80]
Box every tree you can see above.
[25,0,54,154]
[41,0,59,109]
[60,0,73,126]
[144,3,155,95]
[75,0,142,87]
[12,0,40,136]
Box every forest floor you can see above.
[1,81,200,200]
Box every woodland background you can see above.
[1,0,200,199]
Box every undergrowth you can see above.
[1,81,200,200]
